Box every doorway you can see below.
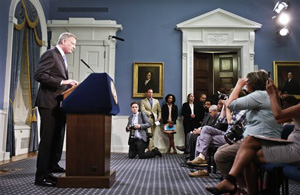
[193,51,238,101]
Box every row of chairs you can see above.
[259,125,300,195]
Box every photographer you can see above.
[211,70,282,192]
[126,102,162,159]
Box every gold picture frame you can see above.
[133,62,164,98]
[273,61,300,99]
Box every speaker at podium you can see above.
[58,73,120,188]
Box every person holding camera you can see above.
[126,102,162,159]
[188,103,247,177]
[211,70,282,191]
[205,79,300,195]
[140,88,162,151]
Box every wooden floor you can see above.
[0,152,37,166]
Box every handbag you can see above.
[163,124,177,133]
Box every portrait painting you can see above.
[273,61,300,99]
[133,62,164,98]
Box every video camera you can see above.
[224,123,244,144]
[217,91,228,100]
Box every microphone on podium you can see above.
[80,59,95,73]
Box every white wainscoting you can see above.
[0,110,10,161]
[111,116,185,153]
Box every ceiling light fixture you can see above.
[277,12,290,25]
[279,27,289,36]
[273,1,289,14]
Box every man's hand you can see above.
[193,128,201,134]
[134,124,141,129]
[62,79,79,87]
[190,114,195,118]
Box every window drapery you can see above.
[7,0,42,157]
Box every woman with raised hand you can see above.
[206,78,300,195]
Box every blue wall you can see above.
[1,0,300,115]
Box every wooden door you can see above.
[213,53,238,94]
[194,53,213,100]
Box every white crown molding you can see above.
[176,9,261,105]
[177,8,262,29]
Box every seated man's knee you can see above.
[214,144,228,163]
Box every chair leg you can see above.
[284,177,289,195]
[259,169,265,195]
[207,148,211,173]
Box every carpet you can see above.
[0,153,299,195]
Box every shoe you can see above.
[52,165,65,173]
[189,169,209,177]
[172,151,177,154]
[47,174,58,182]
[153,147,162,157]
[205,174,237,195]
[34,178,57,187]
[176,146,185,151]
[186,157,208,166]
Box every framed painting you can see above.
[133,62,164,98]
[273,61,300,99]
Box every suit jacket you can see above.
[126,112,151,142]
[35,47,69,109]
[282,78,300,95]
[201,113,219,128]
[140,98,161,123]
[161,104,178,124]
[181,102,205,124]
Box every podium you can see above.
[57,73,120,188]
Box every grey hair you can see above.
[209,105,218,111]
[57,32,77,45]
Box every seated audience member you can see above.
[212,85,227,104]
[281,95,298,109]
[216,99,223,112]
[178,93,205,151]
[204,99,213,116]
[206,79,300,195]
[199,93,207,107]
[183,105,221,160]
[162,94,178,154]
[126,102,162,159]
[211,70,282,191]
[188,104,247,177]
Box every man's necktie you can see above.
[62,55,68,69]
[149,99,153,108]
[62,55,69,79]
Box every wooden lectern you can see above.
[57,73,120,188]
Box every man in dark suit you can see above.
[126,102,162,159]
[138,71,159,93]
[282,72,300,95]
[34,32,79,187]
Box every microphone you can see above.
[80,59,95,73]
[109,35,125,42]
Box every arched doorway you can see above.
[1,0,47,160]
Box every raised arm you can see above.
[226,78,248,107]
[266,79,300,123]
